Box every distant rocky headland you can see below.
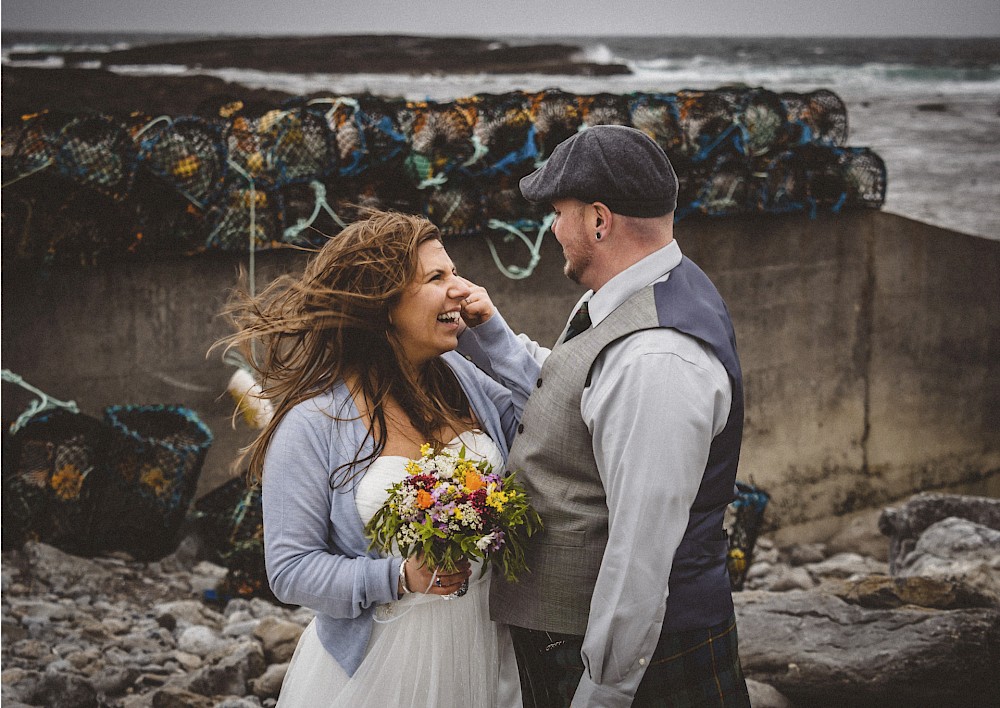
[2,35,629,122]
[7,35,631,76]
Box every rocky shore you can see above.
[2,493,998,707]
[2,34,628,123]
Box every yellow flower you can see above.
[405,461,422,475]
[453,507,464,520]
[50,464,84,500]
[420,443,434,457]
[486,490,509,512]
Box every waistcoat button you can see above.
[536,378,543,388]
[517,423,524,434]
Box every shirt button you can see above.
[639,658,646,666]
[536,378,543,388]
[517,423,524,434]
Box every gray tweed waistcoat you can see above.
[490,257,744,635]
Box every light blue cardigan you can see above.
[262,345,523,676]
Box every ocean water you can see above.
[3,33,999,240]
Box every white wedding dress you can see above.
[276,430,522,708]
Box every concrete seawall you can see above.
[3,210,998,537]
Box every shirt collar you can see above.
[587,240,683,327]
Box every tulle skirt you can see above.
[276,566,522,708]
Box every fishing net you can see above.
[528,89,583,161]
[256,106,338,187]
[320,95,408,178]
[426,184,484,237]
[726,481,771,591]
[579,92,631,128]
[205,182,281,252]
[2,409,111,556]
[3,87,884,267]
[402,99,478,187]
[675,89,744,162]
[135,115,229,208]
[681,154,754,217]
[468,92,538,178]
[628,93,685,156]
[780,89,849,147]
[94,404,213,561]
[193,475,276,602]
[54,114,138,201]
[758,144,886,215]
[4,110,74,183]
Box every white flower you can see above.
[433,455,457,479]
[475,532,497,551]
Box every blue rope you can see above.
[1,369,80,434]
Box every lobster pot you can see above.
[194,475,274,602]
[95,405,213,560]
[725,482,771,591]
[1,409,111,555]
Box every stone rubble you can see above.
[2,492,998,707]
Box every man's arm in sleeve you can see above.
[571,331,731,707]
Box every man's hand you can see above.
[458,277,494,330]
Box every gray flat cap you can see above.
[520,125,678,217]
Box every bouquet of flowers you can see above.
[365,442,542,583]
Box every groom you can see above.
[460,125,751,707]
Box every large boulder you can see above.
[879,494,1000,572]
[894,517,1000,604]
[735,589,1000,706]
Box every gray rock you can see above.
[90,665,141,696]
[896,517,1000,603]
[177,626,227,657]
[787,543,827,566]
[37,669,97,708]
[187,640,265,697]
[805,552,888,581]
[21,541,117,595]
[765,566,815,592]
[148,686,213,708]
[252,617,304,664]
[746,679,794,708]
[735,589,1000,706]
[215,696,265,707]
[830,574,998,610]
[879,493,1000,572]
[2,667,43,705]
[249,662,288,699]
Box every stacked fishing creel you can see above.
[2,403,214,561]
[1,87,886,268]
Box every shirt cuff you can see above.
[571,674,636,708]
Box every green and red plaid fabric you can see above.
[510,613,751,708]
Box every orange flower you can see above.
[464,470,485,492]
[416,490,433,509]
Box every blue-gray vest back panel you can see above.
[490,257,744,635]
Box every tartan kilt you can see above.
[511,613,751,708]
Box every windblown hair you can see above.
[217,210,472,487]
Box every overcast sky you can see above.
[3,0,999,37]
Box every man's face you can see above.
[551,198,595,286]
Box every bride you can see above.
[219,210,525,707]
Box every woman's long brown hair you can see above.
[216,210,471,488]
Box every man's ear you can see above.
[592,202,612,231]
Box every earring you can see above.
[595,232,602,240]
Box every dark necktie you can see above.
[563,300,592,342]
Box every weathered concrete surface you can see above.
[3,211,998,530]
